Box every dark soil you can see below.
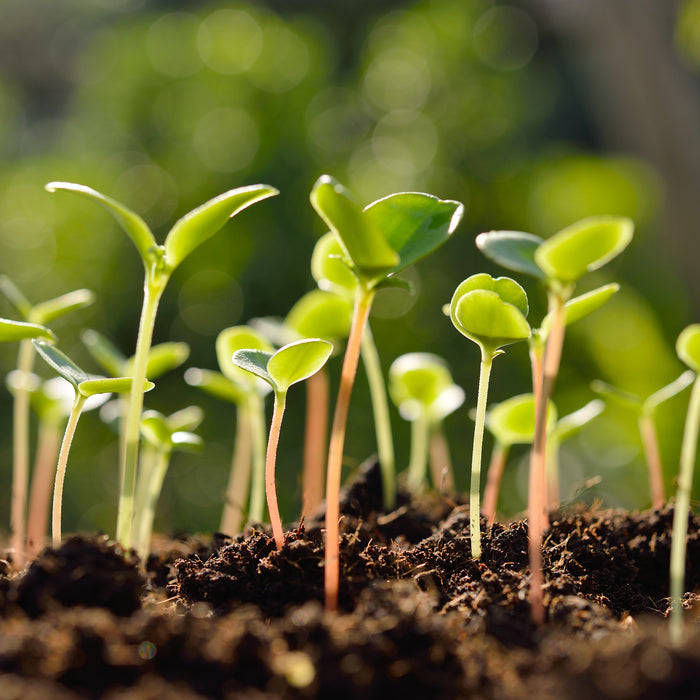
[2,459,700,699]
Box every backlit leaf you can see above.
[79,376,154,397]
[0,319,55,343]
[267,338,333,392]
[30,289,95,325]
[541,283,619,335]
[31,339,88,388]
[475,230,545,279]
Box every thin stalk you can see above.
[10,338,35,569]
[482,442,509,526]
[360,324,396,510]
[470,350,494,560]
[429,424,454,493]
[134,447,171,560]
[638,413,665,509]
[132,443,158,553]
[220,404,253,535]
[670,376,700,646]
[53,393,87,547]
[406,413,429,493]
[267,391,287,550]
[301,369,329,519]
[546,437,560,510]
[26,420,62,558]
[248,392,268,523]
[325,287,374,612]
[117,280,164,548]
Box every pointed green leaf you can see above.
[677,324,700,373]
[475,230,545,279]
[217,326,274,391]
[310,175,399,280]
[184,367,246,405]
[31,339,88,388]
[535,216,634,284]
[79,376,154,397]
[645,370,695,412]
[231,349,275,389]
[486,393,557,446]
[0,275,32,319]
[81,329,127,377]
[167,405,204,432]
[551,400,604,443]
[286,290,352,342]
[311,231,358,298]
[590,380,642,414]
[541,283,620,335]
[30,289,95,325]
[164,184,278,271]
[267,338,333,393]
[0,318,55,343]
[45,182,157,265]
[364,192,463,273]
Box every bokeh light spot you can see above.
[146,13,202,78]
[473,6,538,72]
[197,8,263,75]
[363,49,431,112]
[193,108,259,173]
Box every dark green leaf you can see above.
[475,230,545,279]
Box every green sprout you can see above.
[592,371,694,509]
[670,324,700,645]
[46,181,278,549]
[388,352,464,494]
[232,338,333,550]
[310,175,463,611]
[448,273,531,560]
[134,407,203,560]
[31,339,153,547]
[185,325,273,534]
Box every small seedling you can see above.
[448,273,531,559]
[592,372,694,509]
[232,338,332,550]
[134,406,203,559]
[670,324,700,645]
[31,339,153,547]
[310,175,463,611]
[388,352,464,493]
[47,181,278,548]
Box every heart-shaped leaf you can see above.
[535,216,634,285]
[285,290,352,342]
[389,353,454,419]
[311,232,358,298]
[486,393,557,446]
[451,273,529,317]
[267,338,333,393]
[541,283,619,335]
[475,230,545,280]
[164,184,278,272]
[30,289,95,325]
[184,367,246,405]
[0,318,55,343]
[45,182,157,266]
[677,324,700,373]
[31,339,89,388]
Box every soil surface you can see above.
[2,459,700,699]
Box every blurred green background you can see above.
[2,0,700,537]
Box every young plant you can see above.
[448,273,531,560]
[1,277,93,568]
[592,371,694,509]
[232,338,333,550]
[310,175,463,611]
[670,324,700,645]
[31,339,153,547]
[134,406,203,559]
[388,352,464,493]
[47,181,278,548]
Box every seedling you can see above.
[670,324,700,645]
[134,406,203,559]
[232,338,332,550]
[46,181,278,548]
[388,352,464,493]
[31,339,153,547]
[448,273,530,559]
[592,372,694,509]
[310,175,463,611]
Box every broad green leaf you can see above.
[451,273,529,317]
[389,353,453,412]
[677,324,700,373]
[184,367,246,405]
[164,184,278,271]
[535,216,634,284]
[171,431,204,451]
[141,410,171,446]
[0,275,32,318]
[267,338,333,392]
[286,290,352,341]
[646,370,695,412]
[551,400,604,443]
[31,339,89,388]
[167,405,204,432]
[486,393,557,446]
[310,175,399,280]
[590,380,643,414]
[217,326,274,390]
[364,192,463,273]
[30,289,95,325]
[541,283,619,335]
[81,329,127,377]
[140,341,190,379]
[475,230,545,280]
[79,376,154,397]
[231,349,275,388]
[0,318,55,343]
[45,182,157,265]
[311,232,357,298]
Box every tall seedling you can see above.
[310,175,463,611]
[46,181,278,548]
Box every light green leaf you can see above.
[486,393,557,446]
[31,339,88,388]
[267,338,333,392]
[216,326,274,392]
[677,324,700,373]
[30,289,95,325]
[475,230,546,280]
[0,318,55,343]
[140,410,171,446]
[184,367,246,405]
[645,370,695,412]
[164,184,278,271]
[285,290,352,342]
[535,216,634,284]
[79,376,154,397]
[389,352,453,416]
[0,275,32,319]
[310,232,358,298]
[541,283,619,335]
[81,329,127,377]
[551,400,604,443]
[231,349,275,388]
[45,182,157,265]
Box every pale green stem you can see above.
[132,442,158,553]
[135,446,171,560]
[11,339,35,569]
[302,369,329,519]
[670,376,700,646]
[483,441,510,526]
[406,413,429,493]
[248,392,268,524]
[267,391,287,551]
[117,280,165,548]
[220,404,252,535]
[638,412,665,509]
[360,324,396,510]
[470,349,494,561]
[53,393,87,548]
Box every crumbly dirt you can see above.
[1,460,700,699]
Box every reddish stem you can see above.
[266,393,287,551]
[482,442,509,526]
[429,425,454,493]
